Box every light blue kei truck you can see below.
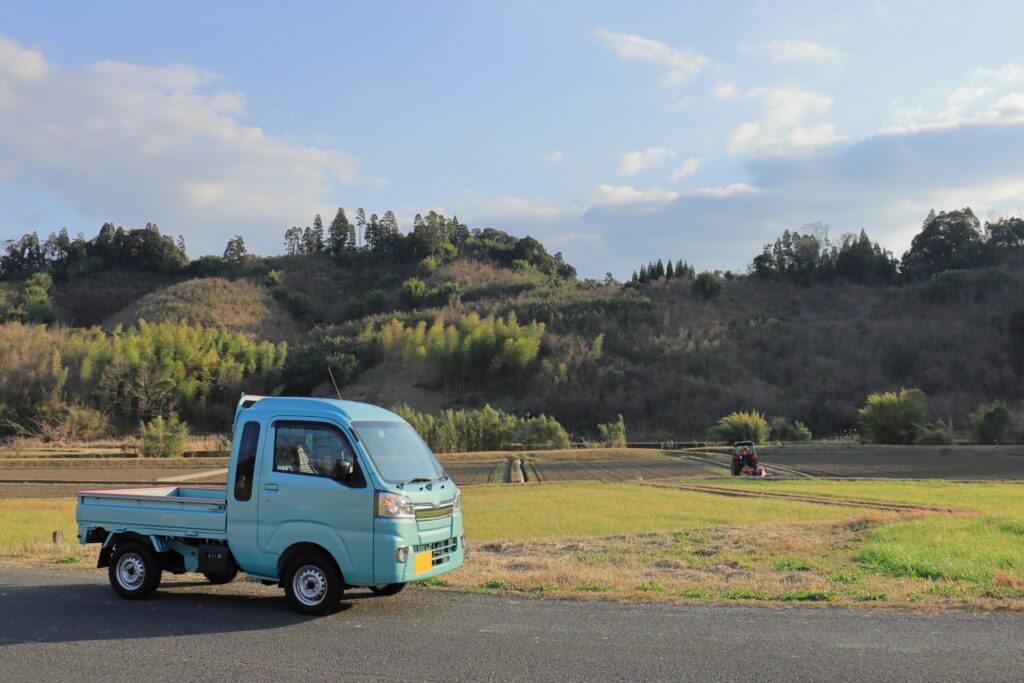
[76,396,465,614]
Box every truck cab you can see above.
[77,396,464,614]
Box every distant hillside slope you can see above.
[54,268,182,326]
[105,277,298,341]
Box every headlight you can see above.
[376,491,415,518]
[452,488,461,513]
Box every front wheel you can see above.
[284,551,343,615]
[370,583,406,597]
[108,541,162,600]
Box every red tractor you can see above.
[730,441,768,476]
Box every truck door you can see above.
[257,420,375,584]
[225,419,278,577]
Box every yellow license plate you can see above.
[414,551,432,575]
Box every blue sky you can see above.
[1,1,1023,277]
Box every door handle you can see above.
[263,483,279,492]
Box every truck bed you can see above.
[77,486,228,540]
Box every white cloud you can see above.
[543,150,565,164]
[0,35,360,255]
[594,27,708,86]
[595,184,678,208]
[669,157,704,181]
[471,195,581,222]
[973,64,1024,84]
[759,40,845,64]
[686,183,759,198]
[711,82,740,100]
[619,146,676,175]
[728,87,844,155]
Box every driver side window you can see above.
[273,422,365,487]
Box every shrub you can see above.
[139,413,189,458]
[970,402,1014,444]
[915,418,953,445]
[417,255,441,277]
[20,272,56,324]
[264,269,284,287]
[364,289,389,314]
[858,388,930,444]
[271,285,311,317]
[707,411,770,443]
[691,271,724,300]
[9,401,111,442]
[596,414,627,447]
[400,277,428,308]
[770,416,812,442]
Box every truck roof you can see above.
[236,395,403,424]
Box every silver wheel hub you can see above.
[116,553,146,590]
[293,565,328,606]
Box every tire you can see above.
[731,463,740,476]
[203,566,239,585]
[370,583,406,597]
[284,551,343,615]
[108,541,162,600]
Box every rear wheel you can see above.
[731,463,740,476]
[203,566,239,585]
[370,583,406,597]
[284,551,343,615]
[108,541,162,600]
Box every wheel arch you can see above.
[276,542,345,587]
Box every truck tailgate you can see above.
[77,486,227,538]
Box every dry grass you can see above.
[105,277,296,341]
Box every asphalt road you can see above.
[1,568,1021,682]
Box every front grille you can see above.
[414,500,454,521]
[414,537,458,567]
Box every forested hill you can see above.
[1,207,1022,442]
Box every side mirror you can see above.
[332,459,353,481]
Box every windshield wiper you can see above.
[398,477,433,488]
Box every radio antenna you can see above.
[327,366,343,400]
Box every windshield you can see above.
[352,420,446,485]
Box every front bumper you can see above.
[371,511,465,584]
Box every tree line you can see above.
[1,223,188,281]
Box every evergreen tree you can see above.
[365,213,381,252]
[654,259,665,279]
[665,259,674,279]
[310,214,325,253]
[327,207,352,255]
[380,210,401,250]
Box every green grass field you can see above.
[684,479,1024,585]
[461,482,877,541]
